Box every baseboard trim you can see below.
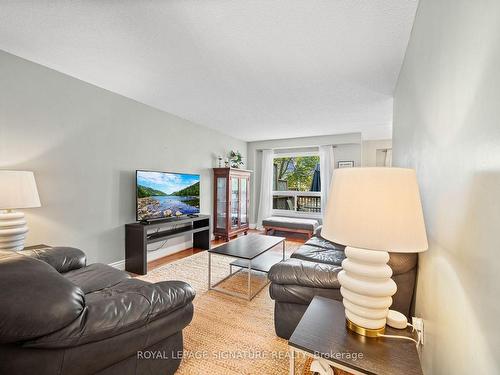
[109,259,126,270]
[147,240,193,262]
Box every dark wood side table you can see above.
[288,296,422,375]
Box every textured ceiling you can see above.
[0,1,418,141]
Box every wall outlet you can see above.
[412,317,424,345]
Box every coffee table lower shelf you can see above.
[229,252,284,273]
[208,236,286,301]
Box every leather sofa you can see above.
[0,247,195,375]
[268,231,417,339]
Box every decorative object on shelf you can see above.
[337,160,354,168]
[322,168,428,337]
[229,150,244,168]
[175,210,183,217]
[217,155,223,168]
[0,171,41,251]
[224,158,230,168]
[164,209,173,217]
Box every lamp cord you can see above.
[377,323,421,348]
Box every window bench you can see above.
[262,216,320,239]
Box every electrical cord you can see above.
[377,334,418,345]
[376,323,422,348]
[148,240,168,252]
[146,222,192,252]
[147,224,179,252]
[408,322,423,347]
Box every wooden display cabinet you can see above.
[213,168,251,241]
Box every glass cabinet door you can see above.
[216,177,227,229]
[240,178,248,226]
[231,177,239,229]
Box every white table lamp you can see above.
[0,171,41,251]
[321,167,428,337]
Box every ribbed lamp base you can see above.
[0,210,28,251]
[338,246,397,337]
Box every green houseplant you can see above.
[229,150,244,168]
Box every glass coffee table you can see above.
[208,234,286,300]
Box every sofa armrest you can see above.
[19,247,86,273]
[24,279,196,349]
[268,258,341,289]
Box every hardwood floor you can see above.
[147,228,306,271]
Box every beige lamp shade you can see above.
[321,167,428,253]
[0,171,41,209]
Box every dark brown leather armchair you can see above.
[0,247,195,375]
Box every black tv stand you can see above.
[139,216,191,225]
[125,214,210,275]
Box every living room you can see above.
[1,1,498,375]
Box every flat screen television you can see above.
[136,170,200,222]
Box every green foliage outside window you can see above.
[273,156,320,191]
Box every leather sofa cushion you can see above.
[18,247,86,273]
[388,252,418,275]
[268,258,341,288]
[64,308,191,375]
[2,306,193,375]
[297,239,417,275]
[25,279,196,349]
[269,283,342,305]
[291,245,346,266]
[0,250,85,344]
[64,263,130,294]
[304,236,345,251]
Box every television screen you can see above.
[136,170,200,221]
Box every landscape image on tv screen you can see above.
[136,170,200,221]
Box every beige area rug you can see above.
[139,239,314,375]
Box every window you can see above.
[272,154,321,215]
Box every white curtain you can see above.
[257,149,274,228]
[319,145,335,216]
[385,149,393,167]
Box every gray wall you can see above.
[393,1,500,373]
[362,139,392,167]
[247,133,361,224]
[0,50,246,264]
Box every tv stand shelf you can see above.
[125,214,210,275]
[147,226,210,244]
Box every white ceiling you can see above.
[0,1,418,142]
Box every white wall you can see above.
[362,139,392,166]
[247,133,362,224]
[0,50,247,265]
[393,1,500,373]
